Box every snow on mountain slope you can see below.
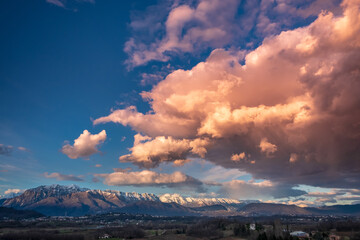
[88,190,160,202]
[2,184,241,213]
[159,193,241,207]
[2,184,89,208]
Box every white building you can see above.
[250,223,256,231]
[290,231,309,238]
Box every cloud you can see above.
[263,198,320,208]
[219,180,307,200]
[301,188,360,205]
[4,189,24,196]
[44,172,84,181]
[46,0,65,8]
[46,0,94,9]
[61,130,106,159]
[140,73,164,86]
[17,146,28,151]
[96,0,360,189]
[231,152,246,161]
[95,164,102,168]
[113,167,132,172]
[118,133,210,168]
[0,145,29,155]
[259,138,277,156]
[125,0,241,67]
[306,190,345,198]
[92,177,100,183]
[0,144,12,156]
[173,159,192,167]
[95,169,203,189]
[125,0,342,67]
[337,195,360,201]
[201,165,246,183]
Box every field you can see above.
[0,214,360,240]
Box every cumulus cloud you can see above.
[125,0,342,67]
[95,169,203,189]
[61,130,106,159]
[231,152,246,161]
[96,0,360,190]
[118,134,210,168]
[44,172,84,181]
[125,0,241,67]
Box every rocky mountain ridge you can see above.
[159,193,242,207]
[2,185,360,217]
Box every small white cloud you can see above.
[61,130,106,159]
[17,146,28,152]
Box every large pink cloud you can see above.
[96,0,360,189]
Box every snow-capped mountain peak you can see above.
[87,189,159,202]
[159,193,241,207]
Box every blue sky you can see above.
[1,0,360,207]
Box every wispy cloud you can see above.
[0,144,12,156]
[44,172,84,181]
[46,0,95,10]
[46,0,65,8]
[0,144,30,156]
[219,180,306,200]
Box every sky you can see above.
[1,0,360,207]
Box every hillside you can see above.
[2,185,360,217]
[0,207,43,219]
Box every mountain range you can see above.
[1,184,360,217]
